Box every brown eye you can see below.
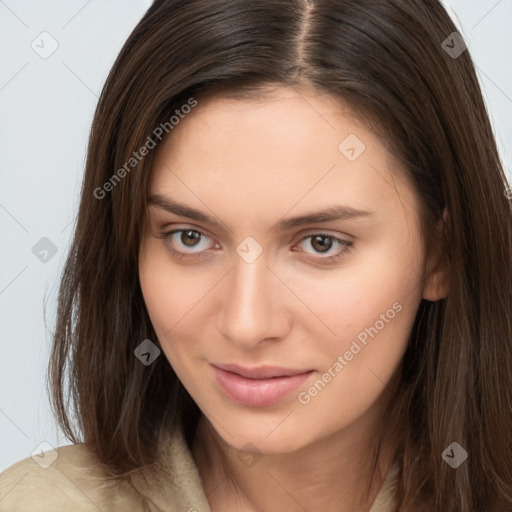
[295,233,353,264]
[310,235,334,253]
[181,230,202,247]
[158,228,216,260]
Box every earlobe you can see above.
[422,208,450,302]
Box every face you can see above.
[139,86,443,454]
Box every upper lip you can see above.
[212,363,312,379]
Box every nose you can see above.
[216,251,291,348]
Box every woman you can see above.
[1,1,511,510]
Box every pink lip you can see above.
[211,363,314,407]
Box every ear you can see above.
[422,208,450,301]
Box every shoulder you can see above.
[368,459,400,512]
[0,444,146,511]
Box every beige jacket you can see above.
[0,428,399,511]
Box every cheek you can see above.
[294,236,424,368]
[293,259,422,427]
[139,239,206,320]
[138,243,219,361]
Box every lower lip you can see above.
[211,365,313,407]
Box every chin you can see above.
[205,411,314,454]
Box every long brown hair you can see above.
[49,0,512,509]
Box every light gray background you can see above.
[1,0,511,473]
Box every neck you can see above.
[192,410,397,512]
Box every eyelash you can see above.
[155,228,353,265]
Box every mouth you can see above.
[210,363,314,407]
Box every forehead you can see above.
[148,87,418,232]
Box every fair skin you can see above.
[138,86,448,512]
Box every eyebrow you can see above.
[148,194,374,232]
